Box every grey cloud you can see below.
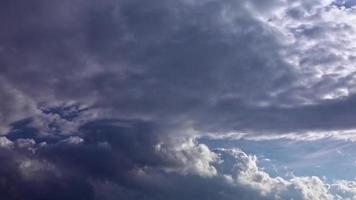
[2,119,349,200]
[1,0,356,199]
[195,93,356,134]
[0,119,251,200]
[1,0,355,136]
[0,0,295,132]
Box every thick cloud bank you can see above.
[1,121,356,200]
[0,0,356,199]
[1,0,356,135]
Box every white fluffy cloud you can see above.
[155,137,218,177]
[214,147,356,200]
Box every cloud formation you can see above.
[0,0,356,199]
[1,0,356,136]
[1,122,355,200]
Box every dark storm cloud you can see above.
[1,0,354,135]
[197,93,356,133]
[0,120,161,200]
[1,119,343,199]
[1,0,356,199]
[0,139,95,200]
[0,119,272,200]
[0,0,296,128]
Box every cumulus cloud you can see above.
[0,0,356,199]
[1,121,355,200]
[214,148,356,200]
[155,137,218,177]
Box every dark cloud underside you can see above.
[0,0,356,199]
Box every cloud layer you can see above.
[1,121,356,200]
[0,0,356,199]
[1,0,356,136]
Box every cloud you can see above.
[0,0,356,137]
[1,0,356,199]
[0,0,296,135]
[214,148,356,200]
[0,120,223,199]
[1,120,356,200]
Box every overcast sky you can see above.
[0,0,356,199]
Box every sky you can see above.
[0,0,356,199]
